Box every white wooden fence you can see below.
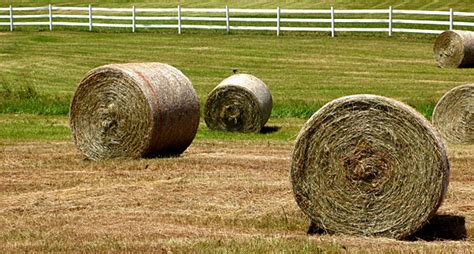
[1,5,474,36]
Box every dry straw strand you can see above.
[204,74,272,133]
[432,84,474,144]
[70,63,200,161]
[434,30,474,68]
[290,95,450,239]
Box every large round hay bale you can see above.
[434,30,474,68]
[204,74,272,133]
[432,84,474,144]
[290,95,450,239]
[70,63,200,161]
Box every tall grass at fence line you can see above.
[0,84,69,115]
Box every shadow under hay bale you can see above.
[260,126,280,134]
[204,74,272,133]
[70,63,200,161]
[434,30,474,68]
[406,214,467,241]
[432,84,474,145]
[291,95,450,240]
[307,214,467,241]
[307,221,329,235]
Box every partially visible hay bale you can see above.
[204,74,272,133]
[434,30,474,68]
[432,84,474,144]
[70,63,200,161]
[290,95,450,239]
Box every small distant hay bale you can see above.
[432,84,474,144]
[204,74,272,133]
[70,63,200,161]
[434,30,474,68]
[290,95,450,239]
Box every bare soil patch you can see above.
[0,140,473,252]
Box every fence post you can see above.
[449,8,454,30]
[88,4,93,31]
[178,3,182,34]
[388,6,393,37]
[330,6,335,37]
[132,6,136,33]
[49,4,53,31]
[9,5,13,31]
[277,6,280,36]
[226,4,230,33]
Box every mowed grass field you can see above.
[1,32,474,118]
[1,0,474,252]
[2,0,474,119]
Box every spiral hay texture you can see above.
[70,63,200,161]
[204,74,272,133]
[434,30,474,68]
[432,84,474,144]
[290,95,450,239]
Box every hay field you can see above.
[0,139,473,252]
[1,0,474,251]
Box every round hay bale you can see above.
[70,63,200,161]
[434,30,474,68]
[204,74,272,133]
[432,84,474,144]
[290,95,450,239]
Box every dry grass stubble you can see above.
[0,140,473,252]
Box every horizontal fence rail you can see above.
[0,5,473,36]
